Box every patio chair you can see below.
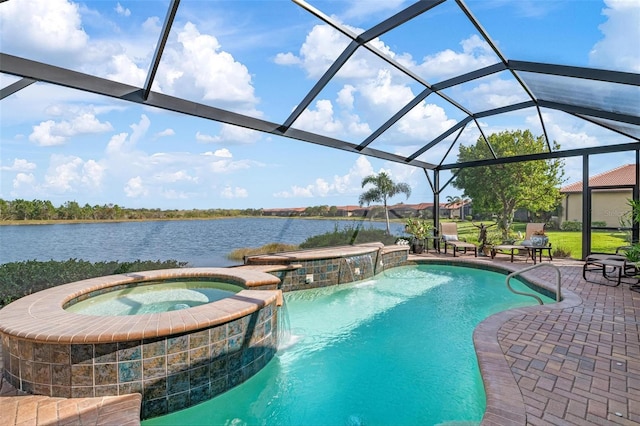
[440,222,477,257]
[583,246,637,287]
[490,223,551,263]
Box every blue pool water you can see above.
[143,264,553,426]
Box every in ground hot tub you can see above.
[0,268,283,419]
[65,279,245,316]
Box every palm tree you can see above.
[359,171,411,234]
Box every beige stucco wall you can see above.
[562,190,632,227]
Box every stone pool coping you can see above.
[243,241,408,262]
[0,379,142,425]
[0,267,282,344]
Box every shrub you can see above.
[0,259,187,308]
[227,243,299,261]
[299,224,398,249]
[552,246,572,258]
[560,221,581,231]
[591,221,607,228]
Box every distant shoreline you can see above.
[0,216,398,226]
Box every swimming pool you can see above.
[143,264,554,426]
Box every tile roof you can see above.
[560,164,636,193]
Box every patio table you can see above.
[522,245,553,265]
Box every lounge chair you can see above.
[491,223,551,263]
[440,222,477,257]
[583,246,637,287]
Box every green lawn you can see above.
[441,220,628,259]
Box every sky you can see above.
[0,0,638,211]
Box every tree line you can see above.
[0,199,265,222]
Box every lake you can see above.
[0,217,407,267]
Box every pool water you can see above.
[143,264,553,425]
[65,281,243,316]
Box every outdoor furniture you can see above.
[583,247,637,287]
[440,222,477,257]
[522,245,553,265]
[491,223,548,262]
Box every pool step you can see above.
[0,377,142,425]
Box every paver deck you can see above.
[1,252,638,425]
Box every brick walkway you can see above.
[409,253,640,426]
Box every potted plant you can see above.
[405,218,433,254]
[530,229,549,247]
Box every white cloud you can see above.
[274,155,374,198]
[529,111,600,150]
[295,99,345,134]
[105,54,148,87]
[292,25,351,79]
[220,186,248,199]
[143,16,162,33]
[115,2,131,17]
[208,159,255,173]
[43,155,84,192]
[196,125,260,145]
[0,0,88,56]
[29,122,67,146]
[105,132,129,156]
[6,155,104,200]
[106,115,150,154]
[154,22,259,113]
[81,159,105,188]
[13,173,36,190]
[155,128,175,137]
[154,170,198,184]
[125,176,148,198]
[130,114,151,144]
[337,85,356,109]
[29,113,113,146]
[415,35,496,81]
[590,0,640,72]
[280,27,493,144]
[1,159,37,172]
[461,78,529,111]
[274,52,301,66]
[196,132,218,143]
[204,148,233,158]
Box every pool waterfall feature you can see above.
[243,242,409,291]
[0,243,410,419]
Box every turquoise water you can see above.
[65,281,242,316]
[144,265,553,426]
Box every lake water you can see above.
[0,218,407,267]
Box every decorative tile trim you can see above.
[1,299,279,420]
